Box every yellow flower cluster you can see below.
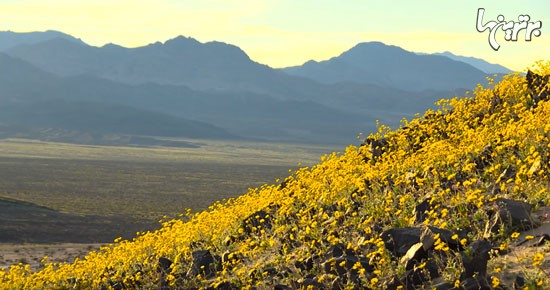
[1,61,549,288]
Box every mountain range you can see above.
[0,31,511,145]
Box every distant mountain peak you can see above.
[282,41,489,92]
[338,41,409,61]
[164,35,201,46]
[349,41,404,51]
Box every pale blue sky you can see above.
[0,0,548,71]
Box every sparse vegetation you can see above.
[0,139,332,244]
[1,62,549,289]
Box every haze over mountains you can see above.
[0,30,511,145]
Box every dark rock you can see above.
[414,199,431,224]
[401,260,439,288]
[526,70,549,106]
[109,282,124,290]
[425,226,463,251]
[189,250,217,277]
[486,198,535,236]
[157,257,173,290]
[242,209,272,235]
[323,255,372,284]
[262,267,277,276]
[430,278,454,290]
[474,144,493,170]
[386,276,404,290]
[381,227,422,257]
[488,94,502,114]
[327,244,345,258]
[299,277,324,288]
[460,276,491,290]
[295,257,314,272]
[460,240,492,280]
[496,198,534,228]
[513,274,525,289]
[362,137,389,160]
[330,277,344,290]
[497,166,516,183]
[399,242,426,270]
[517,233,549,247]
[157,257,173,273]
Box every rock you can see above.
[513,274,525,289]
[383,226,461,263]
[242,209,272,235]
[526,70,549,106]
[299,277,324,288]
[295,257,314,272]
[399,242,426,270]
[362,137,389,160]
[517,234,550,247]
[460,240,492,280]
[413,199,431,224]
[474,144,493,171]
[429,278,454,290]
[326,243,345,258]
[425,226,464,250]
[381,227,422,257]
[488,94,502,114]
[189,250,217,278]
[498,198,534,227]
[157,257,173,273]
[486,198,536,236]
[323,255,372,284]
[460,277,491,290]
[401,260,439,288]
[497,166,516,183]
[157,257,173,290]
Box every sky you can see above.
[0,0,548,71]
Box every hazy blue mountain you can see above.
[0,53,238,143]
[4,35,472,112]
[6,36,326,98]
[430,51,513,74]
[282,42,491,92]
[0,100,237,139]
[0,30,83,51]
[2,32,499,144]
[0,53,371,144]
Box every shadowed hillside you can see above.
[1,63,548,289]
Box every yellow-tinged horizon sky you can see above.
[0,0,548,71]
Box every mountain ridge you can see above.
[282,41,491,92]
[1,31,509,145]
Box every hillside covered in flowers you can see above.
[1,62,549,289]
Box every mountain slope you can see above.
[0,53,369,144]
[0,100,237,139]
[282,42,491,92]
[0,30,83,52]
[2,63,548,289]
[6,36,325,97]
[6,35,481,102]
[2,32,510,144]
[0,54,238,142]
[431,51,513,74]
